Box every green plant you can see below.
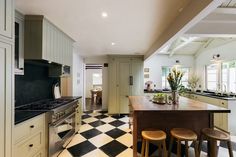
[153,93,166,99]
[167,68,184,91]
[153,93,166,103]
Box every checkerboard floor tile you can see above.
[59,111,236,157]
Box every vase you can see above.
[172,91,178,105]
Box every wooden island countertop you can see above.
[129,96,230,113]
[129,96,230,157]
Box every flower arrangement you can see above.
[167,68,184,91]
[187,75,200,92]
[167,68,184,104]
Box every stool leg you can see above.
[198,134,203,156]
[193,140,199,157]
[185,141,189,157]
[141,139,146,157]
[145,140,149,157]
[227,140,233,157]
[162,140,168,157]
[209,139,217,157]
[168,136,174,157]
[177,140,181,157]
[158,142,162,157]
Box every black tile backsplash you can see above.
[15,62,59,107]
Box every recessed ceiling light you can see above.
[111,42,116,46]
[101,12,108,18]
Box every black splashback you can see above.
[15,62,60,107]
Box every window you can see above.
[181,68,189,88]
[206,64,218,91]
[162,67,171,89]
[92,73,102,85]
[222,61,236,93]
[162,67,190,89]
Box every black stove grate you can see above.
[15,98,74,111]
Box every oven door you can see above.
[49,113,75,157]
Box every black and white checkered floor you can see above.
[59,111,236,157]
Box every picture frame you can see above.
[144,68,149,73]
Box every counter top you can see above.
[14,96,82,125]
[129,96,230,113]
[15,110,46,125]
[192,92,236,101]
[144,90,171,93]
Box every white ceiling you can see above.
[15,0,192,57]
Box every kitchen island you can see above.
[129,96,230,157]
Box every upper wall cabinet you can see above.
[15,10,24,75]
[0,0,13,40]
[24,15,74,66]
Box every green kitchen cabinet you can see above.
[108,55,144,114]
[15,10,25,75]
[24,15,74,66]
[0,40,13,157]
[0,0,13,40]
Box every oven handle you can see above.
[50,112,75,127]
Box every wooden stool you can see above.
[199,128,233,157]
[141,130,167,157]
[168,128,199,157]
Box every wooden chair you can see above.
[199,128,233,157]
[141,130,167,157]
[168,128,199,157]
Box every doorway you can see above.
[84,64,103,111]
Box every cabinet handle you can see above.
[129,76,133,85]
[30,125,34,128]
[29,144,33,147]
[19,68,24,70]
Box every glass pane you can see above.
[208,82,217,90]
[229,66,236,93]
[206,64,217,90]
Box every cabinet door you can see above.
[220,100,228,131]
[15,11,24,75]
[0,41,12,157]
[118,61,131,114]
[108,58,118,114]
[0,0,13,38]
[131,59,143,96]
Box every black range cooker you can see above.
[15,97,79,157]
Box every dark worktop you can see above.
[192,92,236,101]
[15,110,46,125]
[15,96,82,125]
[129,96,230,113]
[144,89,236,101]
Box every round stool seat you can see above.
[171,128,197,140]
[142,130,166,141]
[202,128,230,141]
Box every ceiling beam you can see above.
[144,0,223,60]
[194,38,215,58]
[186,8,236,37]
[194,38,236,58]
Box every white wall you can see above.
[84,56,109,110]
[72,52,84,97]
[195,41,236,89]
[144,54,195,89]
[71,47,85,110]
[85,69,102,98]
